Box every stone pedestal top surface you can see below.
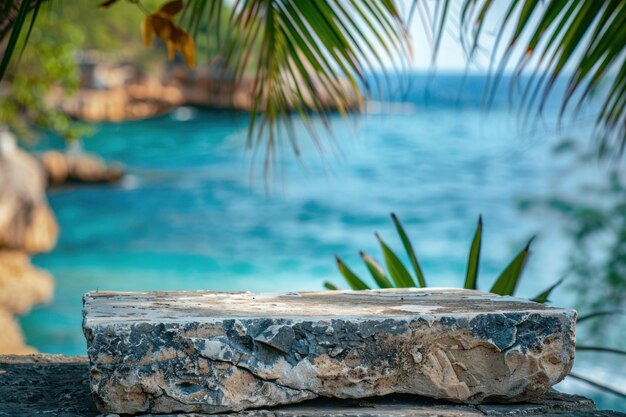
[83,289,577,415]
[84,288,571,322]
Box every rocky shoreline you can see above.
[0,136,58,354]
[0,130,123,354]
[56,61,357,123]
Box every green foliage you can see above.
[0,0,171,142]
[328,214,559,303]
[0,0,39,81]
[0,5,91,142]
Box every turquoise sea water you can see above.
[21,74,625,410]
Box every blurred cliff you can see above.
[0,130,56,353]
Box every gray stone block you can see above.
[83,288,576,415]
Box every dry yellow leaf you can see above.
[180,32,196,69]
[140,2,197,70]
[166,40,177,61]
[159,0,183,16]
[151,13,173,40]
[141,16,154,47]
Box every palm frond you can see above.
[0,0,44,80]
[576,346,626,356]
[569,372,626,399]
[577,310,626,324]
[180,0,410,177]
[432,0,626,153]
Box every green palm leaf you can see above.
[391,213,426,287]
[335,255,369,290]
[360,251,394,288]
[376,233,416,288]
[577,310,626,324]
[531,277,564,304]
[0,0,43,80]
[576,346,626,356]
[490,237,534,296]
[179,0,409,175]
[0,0,410,174]
[324,282,339,290]
[464,215,482,290]
[569,373,626,399]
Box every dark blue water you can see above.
[21,74,625,411]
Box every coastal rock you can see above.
[0,311,37,354]
[40,151,123,185]
[0,140,58,252]
[83,289,576,415]
[0,134,57,354]
[0,251,53,315]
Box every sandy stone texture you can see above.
[83,288,576,415]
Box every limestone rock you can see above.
[0,311,37,354]
[83,289,576,415]
[0,141,58,253]
[0,135,57,354]
[0,251,53,315]
[0,251,54,354]
[40,151,123,185]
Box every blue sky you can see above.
[405,1,517,71]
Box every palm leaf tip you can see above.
[577,310,626,324]
[389,213,427,287]
[324,282,339,290]
[335,255,369,291]
[490,236,534,296]
[531,277,564,304]
[464,214,482,290]
[568,373,626,399]
[359,250,394,289]
[375,232,416,288]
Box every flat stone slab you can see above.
[83,288,577,415]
